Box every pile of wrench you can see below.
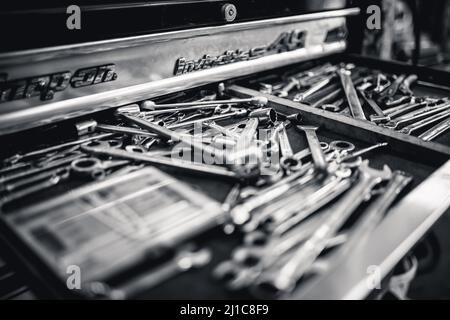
[257,62,450,142]
[213,142,413,298]
[0,88,414,298]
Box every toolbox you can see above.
[1,2,450,300]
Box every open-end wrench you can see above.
[293,142,330,162]
[100,246,212,299]
[382,101,450,130]
[378,74,406,99]
[337,142,388,163]
[244,169,352,234]
[358,88,390,123]
[230,169,318,225]
[202,121,241,140]
[419,116,450,141]
[337,68,366,120]
[2,133,113,166]
[214,215,345,291]
[0,170,71,209]
[167,108,248,130]
[288,63,335,80]
[276,77,301,98]
[399,74,418,96]
[398,109,450,135]
[383,99,426,117]
[96,124,157,137]
[277,123,302,172]
[0,152,84,184]
[384,95,413,107]
[141,96,268,110]
[0,167,70,193]
[254,161,392,296]
[122,114,233,165]
[81,144,256,181]
[296,125,328,173]
[293,75,336,102]
[324,171,412,269]
[232,117,260,166]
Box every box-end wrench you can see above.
[419,116,450,141]
[296,125,328,174]
[337,68,366,120]
[253,161,392,296]
[141,96,268,110]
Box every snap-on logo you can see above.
[0,64,117,103]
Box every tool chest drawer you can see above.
[1,5,450,300]
[234,54,450,148]
[1,80,450,299]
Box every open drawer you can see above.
[0,81,449,299]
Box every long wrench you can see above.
[256,161,391,295]
[122,114,232,165]
[230,170,317,225]
[96,124,157,137]
[419,116,450,141]
[167,108,248,130]
[80,145,249,181]
[0,171,70,209]
[277,123,302,172]
[243,171,352,234]
[141,96,268,110]
[399,109,450,135]
[358,88,389,123]
[324,171,412,267]
[106,246,211,299]
[293,75,336,102]
[337,68,366,120]
[379,74,406,98]
[2,133,113,165]
[382,101,450,129]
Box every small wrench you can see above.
[296,125,328,173]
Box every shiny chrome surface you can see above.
[292,160,450,299]
[0,8,359,135]
[0,42,345,135]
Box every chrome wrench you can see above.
[255,161,391,295]
[296,125,328,173]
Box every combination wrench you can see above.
[337,68,366,120]
[254,161,392,296]
[296,125,328,173]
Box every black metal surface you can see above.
[0,0,350,52]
